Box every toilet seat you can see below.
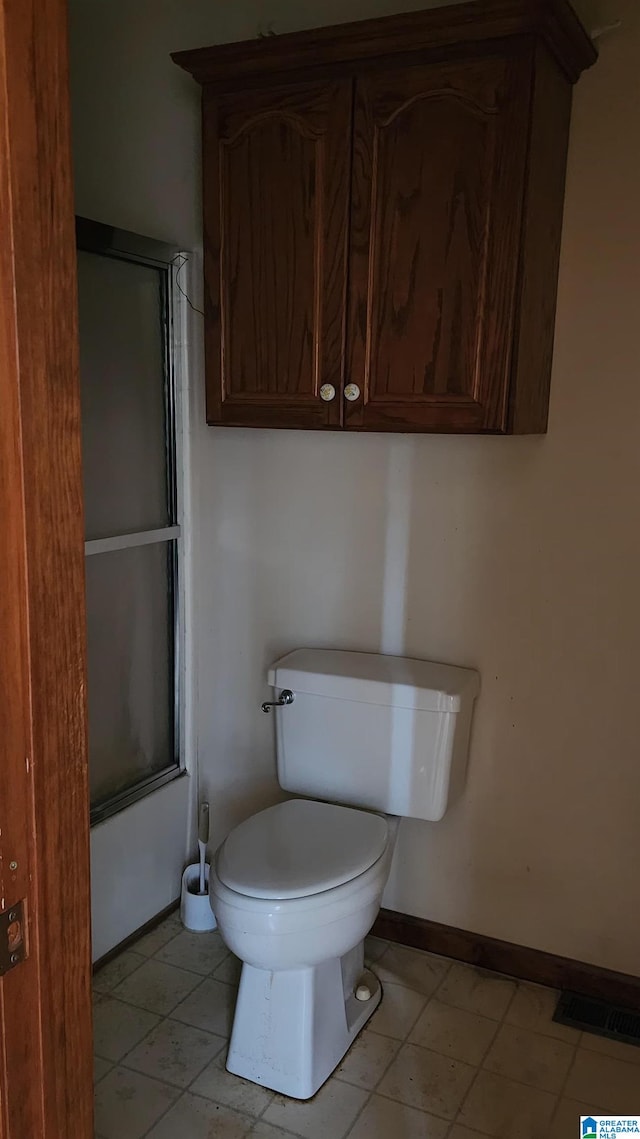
[217,798,388,900]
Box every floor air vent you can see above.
[555,991,640,1047]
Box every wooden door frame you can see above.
[0,0,93,1135]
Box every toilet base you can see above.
[225,945,381,1099]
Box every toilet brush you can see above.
[198,802,209,895]
[180,800,217,931]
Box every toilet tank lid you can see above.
[268,649,479,713]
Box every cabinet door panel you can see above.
[204,81,352,428]
[347,56,530,432]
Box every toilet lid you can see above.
[217,799,388,900]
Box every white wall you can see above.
[70,0,640,975]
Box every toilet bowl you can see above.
[209,648,480,1100]
[210,799,399,1099]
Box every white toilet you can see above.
[210,648,479,1099]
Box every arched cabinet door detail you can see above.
[346,57,530,433]
[203,81,352,428]
[174,2,596,434]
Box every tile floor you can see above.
[93,914,640,1139]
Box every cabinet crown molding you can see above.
[172,0,597,90]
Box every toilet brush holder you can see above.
[180,863,217,932]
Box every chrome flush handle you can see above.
[261,689,295,714]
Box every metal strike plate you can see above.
[0,900,26,976]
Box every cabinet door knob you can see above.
[319,383,336,402]
[344,383,361,402]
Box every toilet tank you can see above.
[268,649,480,822]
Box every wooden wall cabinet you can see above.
[173,0,596,434]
